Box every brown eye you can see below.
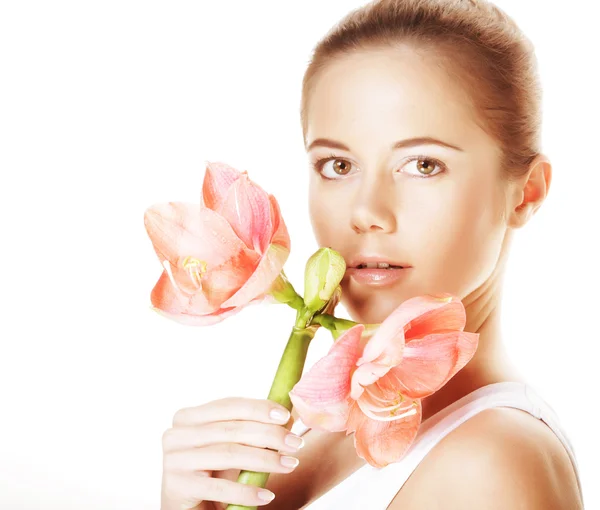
[314,157,357,180]
[402,156,445,178]
[332,159,351,175]
[417,159,436,175]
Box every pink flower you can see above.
[144,161,291,325]
[289,294,479,468]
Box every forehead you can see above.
[306,47,486,150]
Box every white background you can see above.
[1,1,598,508]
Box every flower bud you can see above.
[321,285,342,317]
[303,247,346,314]
[268,271,300,305]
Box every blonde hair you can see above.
[300,0,542,179]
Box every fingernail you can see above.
[269,408,290,423]
[284,433,305,450]
[280,455,299,468]
[257,489,275,502]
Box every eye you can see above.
[401,156,446,178]
[310,154,447,180]
[311,155,358,180]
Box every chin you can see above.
[341,291,408,325]
[339,273,451,325]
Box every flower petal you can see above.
[150,270,244,325]
[350,399,422,468]
[356,322,404,368]
[268,194,291,252]
[220,243,289,308]
[144,202,247,268]
[403,297,467,341]
[345,400,365,434]
[289,325,364,432]
[350,362,392,400]
[150,304,244,326]
[358,294,461,366]
[199,249,260,307]
[201,161,242,211]
[380,331,479,399]
[218,174,273,253]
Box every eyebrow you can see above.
[306,136,464,152]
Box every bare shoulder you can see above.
[388,407,583,510]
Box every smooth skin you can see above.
[294,45,581,509]
[160,397,305,509]
[160,45,582,510]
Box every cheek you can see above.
[308,181,347,246]
[408,179,506,294]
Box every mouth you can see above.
[354,262,405,269]
[345,257,412,286]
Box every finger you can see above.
[162,421,305,454]
[173,397,292,427]
[164,443,300,474]
[166,472,276,507]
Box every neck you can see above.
[420,238,526,421]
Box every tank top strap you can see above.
[299,381,583,509]
[363,381,583,509]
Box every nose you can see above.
[349,176,397,234]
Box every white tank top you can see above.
[290,381,583,509]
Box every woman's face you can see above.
[305,47,511,324]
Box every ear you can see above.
[507,154,552,229]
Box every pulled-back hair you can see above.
[300,0,543,179]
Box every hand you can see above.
[161,397,305,509]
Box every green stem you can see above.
[311,313,356,331]
[310,313,379,340]
[286,294,305,312]
[225,322,317,510]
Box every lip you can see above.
[346,254,412,269]
[346,266,412,287]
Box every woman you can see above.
[160,1,583,508]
